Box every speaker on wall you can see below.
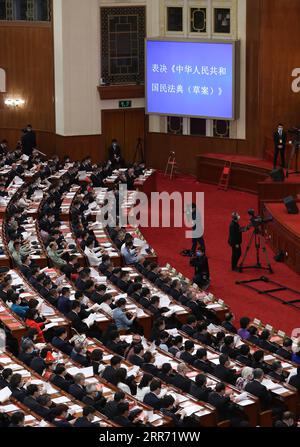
[283,196,299,214]
[270,168,285,182]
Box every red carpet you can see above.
[141,172,300,336]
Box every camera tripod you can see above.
[132,138,145,164]
[239,227,273,274]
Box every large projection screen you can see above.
[146,39,239,120]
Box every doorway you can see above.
[102,108,146,164]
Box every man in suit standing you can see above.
[273,123,286,169]
[108,139,123,169]
[21,124,37,157]
[228,212,243,271]
[189,203,205,255]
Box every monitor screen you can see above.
[146,39,239,120]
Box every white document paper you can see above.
[0,387,12,403]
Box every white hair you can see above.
[241,366,254,380]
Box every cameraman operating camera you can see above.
[228,212,244,271]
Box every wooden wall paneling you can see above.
[0,23,55,133]
[124,109,145,164]
[259,0,300,143]
[145,133,240,175]
[102,110,125,161]
[242,0,262,158]
[0,128,56,156]
[55,134,104,164]
[102,109,145,165]
[2,1,300,175]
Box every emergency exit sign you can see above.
[119,100,132,108]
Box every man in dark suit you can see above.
[288,367,300,392]
[51,328,73,355]
[274,411,297,427]
[35,394,55,421]
[106,331,129,357]
[0,368,12,389]
[82,385,106,412]
[222,313,237,334]
[244,368,272,410]
[147,263,159,283]
[170,364,192,393]
[71,345,90,367]
[68,373,87,401]
[276,337,293,360]
[9,373,27,402]
[50,364,72,392]
[128,344,145,367]
[181,315,198,337]
[29,348,48,375]
[273,123,287,169]
[18,342,37,367]
[21,124,37,157]
[160,395,185,427]
[208,382,237,422]
[190,250,210,289]
[190,374,212,402]
[66,301,90,334]
[221,336,238,360]
[139,287,151,309]
[236,344,253,367]
[189,203,205,255]
[101,355,122,385]
[112,402,132,427]
[213,354,237,385]
[108,139,122,169]
[117,271,131,293]
[228,212,244,271]
[258,329,278,354]
[180,341,195,365]
[23,384,41,413]
[73,406,100,427]
[269,360,287,382]
[193,348,215,374]
[142,352,159,376]
[102,391,126,419]
[143,379,164,410]
[19,256,32,280]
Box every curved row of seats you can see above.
[0,156,299,428]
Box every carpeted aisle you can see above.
[141,172,300,335]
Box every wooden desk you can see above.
[0,301,26,343]
[0,350,116,427]
[47,339,172,427]
[263,202,300,274]
[8,269,70,334]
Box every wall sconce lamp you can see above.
[4,98,25,107]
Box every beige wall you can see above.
[53,0,101,136]
[53,0,246,138]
